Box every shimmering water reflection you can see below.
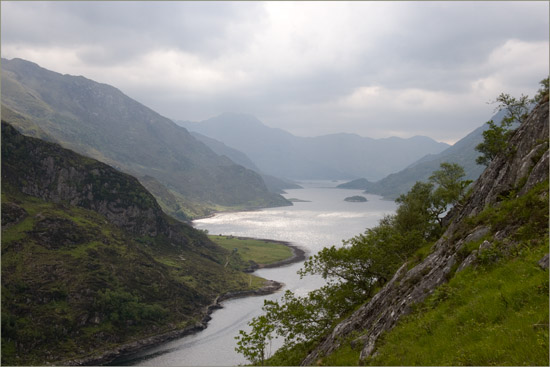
[122,181,396,366]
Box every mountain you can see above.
[189,131,302,193]
[302,98,549,365]
[338,108,508,199]
[0,121,275,365]
[1,58,290,219]
[178,113,449,181]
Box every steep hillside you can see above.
[1,58,290,218]
[189,131,302,193]
[338,109,508,199]
[301,99,549,365]
[180,113,449,181]
[0,122,271,365]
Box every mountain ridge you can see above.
[337,109,510,199]
[1,57,290,219]
[179,113,449,181]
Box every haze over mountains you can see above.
[179,113,449,181]
[336,108,510,199]
[1,58,290,219]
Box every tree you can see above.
[234,165,472,364]
[429,162,472,222]
[234,315,274,366]
[475,92,530,166]
[475,120,513,166]
[395,181,438,240]
[532,76,549,104]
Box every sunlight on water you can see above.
[121,182,396,366]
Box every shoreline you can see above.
[229,236,307,271]
[65,238,306,366]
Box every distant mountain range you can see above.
[337,109,508,199]
[189,131,302,193]
[178,113,449,181]
[1,58,290,219]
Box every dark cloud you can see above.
[1,1,548,143]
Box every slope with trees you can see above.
[235,82,549,365]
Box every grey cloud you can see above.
[2,1,265,63]
[1,1,548,143]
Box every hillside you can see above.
[338,109,509,199]
[301,98,549,365]
[0,122,273,365]
[179,113,449,181]
[1,58,290,219]
[189,131,302,193]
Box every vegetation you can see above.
[209,235,293,266]
[0,123,270,365]
[235,162,472,365]
[475,82,546,166]
[365,181,549,366]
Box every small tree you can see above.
[234,315,274,366]
[429,162,472,221]
[475,92,530,166]
[532,76,549,104]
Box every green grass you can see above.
[366,242,549,366]
[317,180,549,366]
[209,235,293,265]
[1,190,278,365]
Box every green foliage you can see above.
[395,181,439,239]
[532,76,549,104]
[475,120,514,166]
[476,92,530,166]
[94,289,168,326]
[208,235,293,266]
[235,315,275,365]
[237,163,471,364]
[429,162,471,217]
[365,242,549,366]
[359,177,549,366]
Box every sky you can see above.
[1,1,548,144]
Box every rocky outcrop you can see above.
[2,122,168,237]
[302,99,549,365]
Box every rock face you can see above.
[2,122,168,237]
[301,99,549,365]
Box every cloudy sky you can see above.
[1,1,548,143]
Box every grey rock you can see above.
[538,254,549,270]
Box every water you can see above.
[118,181,396,366]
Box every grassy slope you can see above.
[319,181,549,366]
[1,189,269,365]
[209,235,294,266]
[1,188,272,365]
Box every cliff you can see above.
[302,99,549,364]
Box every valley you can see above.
[1,53,547,367]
